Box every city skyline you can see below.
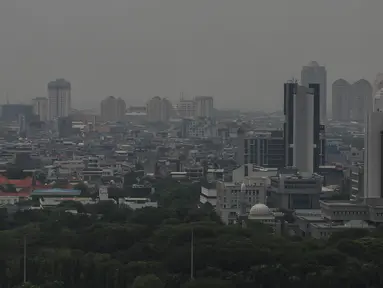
[0,1,382,111]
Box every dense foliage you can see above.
[2,179,383,287]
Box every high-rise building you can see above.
[100,96,126,122]
[283,81,297,167]
[48,79,71,120]
[351,79,372,123]
[293,86,314,174]
[364,88,383,198]
[146,96,172,122]
[332,79,351,121]
[301,61,327,124]
[174,99,195,118]
[240,130,285,168]
[309,83,325,169]
[284,82,322,173]
[194,96,214,118]
[32,97,48,122]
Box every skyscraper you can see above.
[309,83,325,168]
[32,97,48,122]
[364,88,383,199]
[194,96,214,118]
[146,97,173,122]
[100,96,126,122]
[301,61,327,124]
[283,82,322,172]
[48,79,71,121]
[332,79,351,121]
[283,81,297,167]
[351,79,372,123]
[293,86,314,174]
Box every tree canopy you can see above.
[0,180,382,288]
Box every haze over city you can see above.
[0,0,382,111]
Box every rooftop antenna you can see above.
[180,91,184,101]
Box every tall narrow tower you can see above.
[48,79,71,121]
[293,86,314,174]
[284,81,297,167]
[364,88,383,199]
[301,61,327,124]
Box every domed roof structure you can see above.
[249,203,271,216]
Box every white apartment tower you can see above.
[195,96,214,118]
[146,96,172,122]
[293,86,314,174]
[32,97,48,122]
[100,96,126,122]
[48,79,71,120]
[301,61,327,124]
[364,88,383,198]
[332,79,351,121]
[351,79,372,122]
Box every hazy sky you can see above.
[0,0,382,111]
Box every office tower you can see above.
[100,96,126,122]
[146,96,172,122]
[284,82,321,172]
[240,130,285,168]
[293,86,314,174]
[364,88,383,198]
[48,79,71,120]
[283,81,297,167]
[332,79,351,121]
[301,61,327,124]
[309,83,325,168]
[32,97,48,122]
[194,96,214,118]
[351,79,372,122]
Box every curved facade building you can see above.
[351,79,372,122]
[332,79,351,121]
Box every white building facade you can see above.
[32,97,48,122]
[301,61,327,124]
[332,79,351,121]
[364,88,383,198]
[293,86,314,174]
[195,96,214,118]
